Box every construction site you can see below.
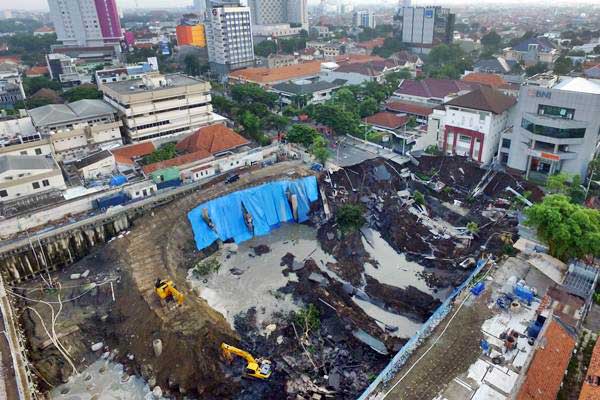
[0,154,544,399]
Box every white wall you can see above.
[79,156,116,180]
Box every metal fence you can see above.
[358,258,490,400]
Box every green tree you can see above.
[547,173,570,194]
[336,204,366,235]
[466,222,480,235]
[22,76,61,96]
[231,83,278,108]
[526,62,548,77]
[183,54,201,76]
[279,37,306,54]
[481,30,503,51]
[359,97,379,118]
[310,135,330,165]
[553,56,573,75]
[525,194,600,260]
[240,111,261,139]
[286,124,318,147]
[254,40,277,57]
[63,84,102,102]
[263,113,290,131]
[413,190,425,206]
[142,142,178,165]
[372,37,407,58]
[211,95,236,115]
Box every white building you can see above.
[396,6,454,54]
[0,155,67,202]
[95,57,159,88]
[0,63,25,109]
[101,74,225,143]
[428,86,516,165]
[28,100,123,163]
[48,0,123,47]
[206,3,255,76]
[74,149,116,180]
[353,10,375,29]
[248,0,307,29]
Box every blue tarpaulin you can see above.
[188,176,319,250]
[109,175,128,187]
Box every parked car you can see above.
[225,174,240,184]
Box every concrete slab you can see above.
[483,367,519,395]
[472,383,506,400]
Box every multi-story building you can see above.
[0,63,25,109]
[45,53,89,87]
[0,155,67,202]
[247,0,307,29]
[353,10,375,29]
[503,37,558,67]
[500,75,600,180]
[428,86,516,165]
[95,57,159,87]
[101,74,225,143]
[48,0,123,47]
[395,6,455,54]
[28,99,123,162]
[205,2,255,76]
[176,14,206,48]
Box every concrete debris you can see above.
[152,386,163,398]
[81,269,90,278]
[308,272,329,286]
[229,268,244,276]
[70,273,81,280]
[91,342,103,352]
[153,339,162,357]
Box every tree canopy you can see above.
[22,76,61,96]
[63,85,102,102]
[481,30,503,52]
[525,194,600,261]
[336,204,366,235]
[286,124,318,147]
[254,40,277,57]
[424,44,473,79]
[230,83,278,108]
[553,56,573,75]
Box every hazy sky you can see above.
[0,0,593,13]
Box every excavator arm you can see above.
[155,279,184,305]
[221,343,272,379]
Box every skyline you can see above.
[1,0,597,13]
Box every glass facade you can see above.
[537,104,575,120]
[521,118,585,139]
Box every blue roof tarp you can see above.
[188,176,319,250]
[109,175,128,187]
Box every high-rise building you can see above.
[247,0,307,29]
[176,14,206,47]
[499,75,600,180]
[353,10,376,29]
[194,0,206,15]
[206,2,255,76]
[48,0,123,47]
[396,6,455,54]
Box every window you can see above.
[0,190,7,197]
[35,148,43,155]
[538,104,575,120]
[521,118,586,139]
[42,179,49,187]
[32,182,40,189]
[502,139,511,149]
[459,135,471,143]
[20,150,27,155]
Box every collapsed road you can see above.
[8,155,542,399]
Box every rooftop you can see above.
[334,59,403,76]
[386,101,434,117]
[445,86,517,114]
[512,36,556,52]
[142,149,212,175]
[579,340,600,400]
[516,320,575,400]
[553,77,600,95]
[111,142,156,164]
[74,150,113,170]
[229,62,322,85]
[364,112,409,130]
[0,155,56,174]
[462,72,507,88]
[395,78,475,100]
[176,124,249,155]
[103,74,206,95]
[270,79,346,95]
[28,100,117,127]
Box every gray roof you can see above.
[0,155,56,174]
[74,149,113,170]
[103,74,204,95]
[28,99,117,128]
[271,79,347,95]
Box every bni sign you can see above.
[527,88,551,99]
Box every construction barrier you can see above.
[358,258,490,400]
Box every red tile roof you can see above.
[34,26,55,33]
[25,66,48,76]
[176,124,249,155]
[445,86,517,114]
[335,54,384,64]
[462,72,507,88]
[386,101,434,117]
[580,340,600,400]
[517,320,575,400]
[364,112,408,130]
[142,150,212,174]
[111,142,156,162]
[0,56,21,65]
[357,38,385,49]
[229,61,322,85]
[395,78,475,100]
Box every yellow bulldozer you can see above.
[220,343,272,379]
[154,278,184,306]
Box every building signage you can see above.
[527,88,551,99]
[541,152,560,161]
[424,9,434,18]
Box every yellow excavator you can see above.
[154,278,184,305]
[220,343,272,379]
